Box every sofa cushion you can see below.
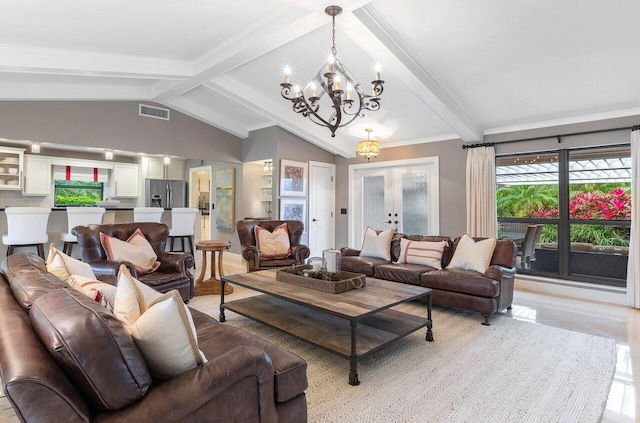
[1,252,47,283]
[46,244,96,283]
[10,269,67,310]
[256,223,291,259]
[360,227,393,261]
[114,266,207,379]
[341,256,389,276]
[29,288,151,411]
[67,274,117,312]
[196,322,308,403]
[138,270,185,286]
[100,228,160,275]
[374,263,437,285]
[397,238,447,269]
[420,269,500,298]
[258,257,298,268]
[447,234,496,273]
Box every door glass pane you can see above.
[401,172,428,234]
[362,175,385,231]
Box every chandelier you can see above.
[357,128,379,162]
[280,5,384,138]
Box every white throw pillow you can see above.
[46,244,96,283]
[446,234,497,273]
[100,229,160,275]
[67,274,117,312]
[255,223,291,259]
[360,227,393,261]
[397,239,447,269]
[113,266,206,379]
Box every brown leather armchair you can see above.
[72,222,194,302]
[237,220,310,272]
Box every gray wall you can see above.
[334,139,469,249]
[0,101,243,162]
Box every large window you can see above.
[496,145,630,286]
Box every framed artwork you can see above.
[280,197,307,229]
[280,159,307,197]
[215,168,235,231]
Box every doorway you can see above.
[189,166,212,242]
[308,161,336,257]
[348,157,439,248]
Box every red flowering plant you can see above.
[530,187,631,220]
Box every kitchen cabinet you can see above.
[23,156,52,196]
[142,157,184,180]
[0,147,24,190]
[111,163,139,197]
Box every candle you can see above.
[347,84,352,100]
[310,83,317,97]
[375,70,381,80]
[284,66,291,83]
[312,261,321,272]
[335,81,341,91]
[326,252,337,272]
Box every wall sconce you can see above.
[164,156,171,165]
[31,143,41,154]
[105,150,113,160]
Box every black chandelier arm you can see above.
[362,97,381,112]
[372,80,384,97]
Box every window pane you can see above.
[496,152,559,219]
[401,172,428,235]
[569,223,629,282]
[54,180,103,206]
[568,147,631,221]
[362,175,385,231]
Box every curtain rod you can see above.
[462,125,638,149]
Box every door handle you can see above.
[312,218,319,222]
[385,220,392,224]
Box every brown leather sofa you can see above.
[73,222,194,302]
[237,220,310,272]
[341,234,517,325]
[0,252,308,423]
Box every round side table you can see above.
[195,240,233,296]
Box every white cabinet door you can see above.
[167,159,184,180]
[23,156,52,196]
[143,157,164,179]
[112,164,139,197]
[0,146,24,190]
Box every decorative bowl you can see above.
[96,200,120,208]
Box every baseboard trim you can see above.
[515,274,627,306]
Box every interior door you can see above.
[189,166,212,242]
[308,162,335,257]
[351,167,394,244]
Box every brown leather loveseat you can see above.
[341,234,517,325]
[0,252,308,422]
[73,222,194,302]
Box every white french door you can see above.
[349,157,439,248]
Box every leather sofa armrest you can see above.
[291,245,310,264]
[95,346,277,423]
[242,246,260,272]
[484,265,517,310]
[340,248,361,256]
[90,260,138,278]
[156,252,193,274]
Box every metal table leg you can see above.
[349,319,360,386]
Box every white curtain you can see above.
[466,145,498,238]
[627,129,640,308]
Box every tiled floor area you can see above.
[0,254,638,422]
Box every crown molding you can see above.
[484,107,640,136]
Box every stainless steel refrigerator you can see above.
[145,179,187,208]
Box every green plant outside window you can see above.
[54,180,103,206]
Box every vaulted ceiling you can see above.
[2,0,639,157]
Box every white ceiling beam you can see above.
[205,76,357,158]
[163,96,249,139]
[0,45,193,79]
[152,0,376,103]
[346,6,483,142]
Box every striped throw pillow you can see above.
[397,238,447,269]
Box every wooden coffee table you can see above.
[219,269,433,385]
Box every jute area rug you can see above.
[189,291,616,423]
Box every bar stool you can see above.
[133,207,164,223]
[60,207,106,256]
[2,207,51,259]
[168,208,198,254]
